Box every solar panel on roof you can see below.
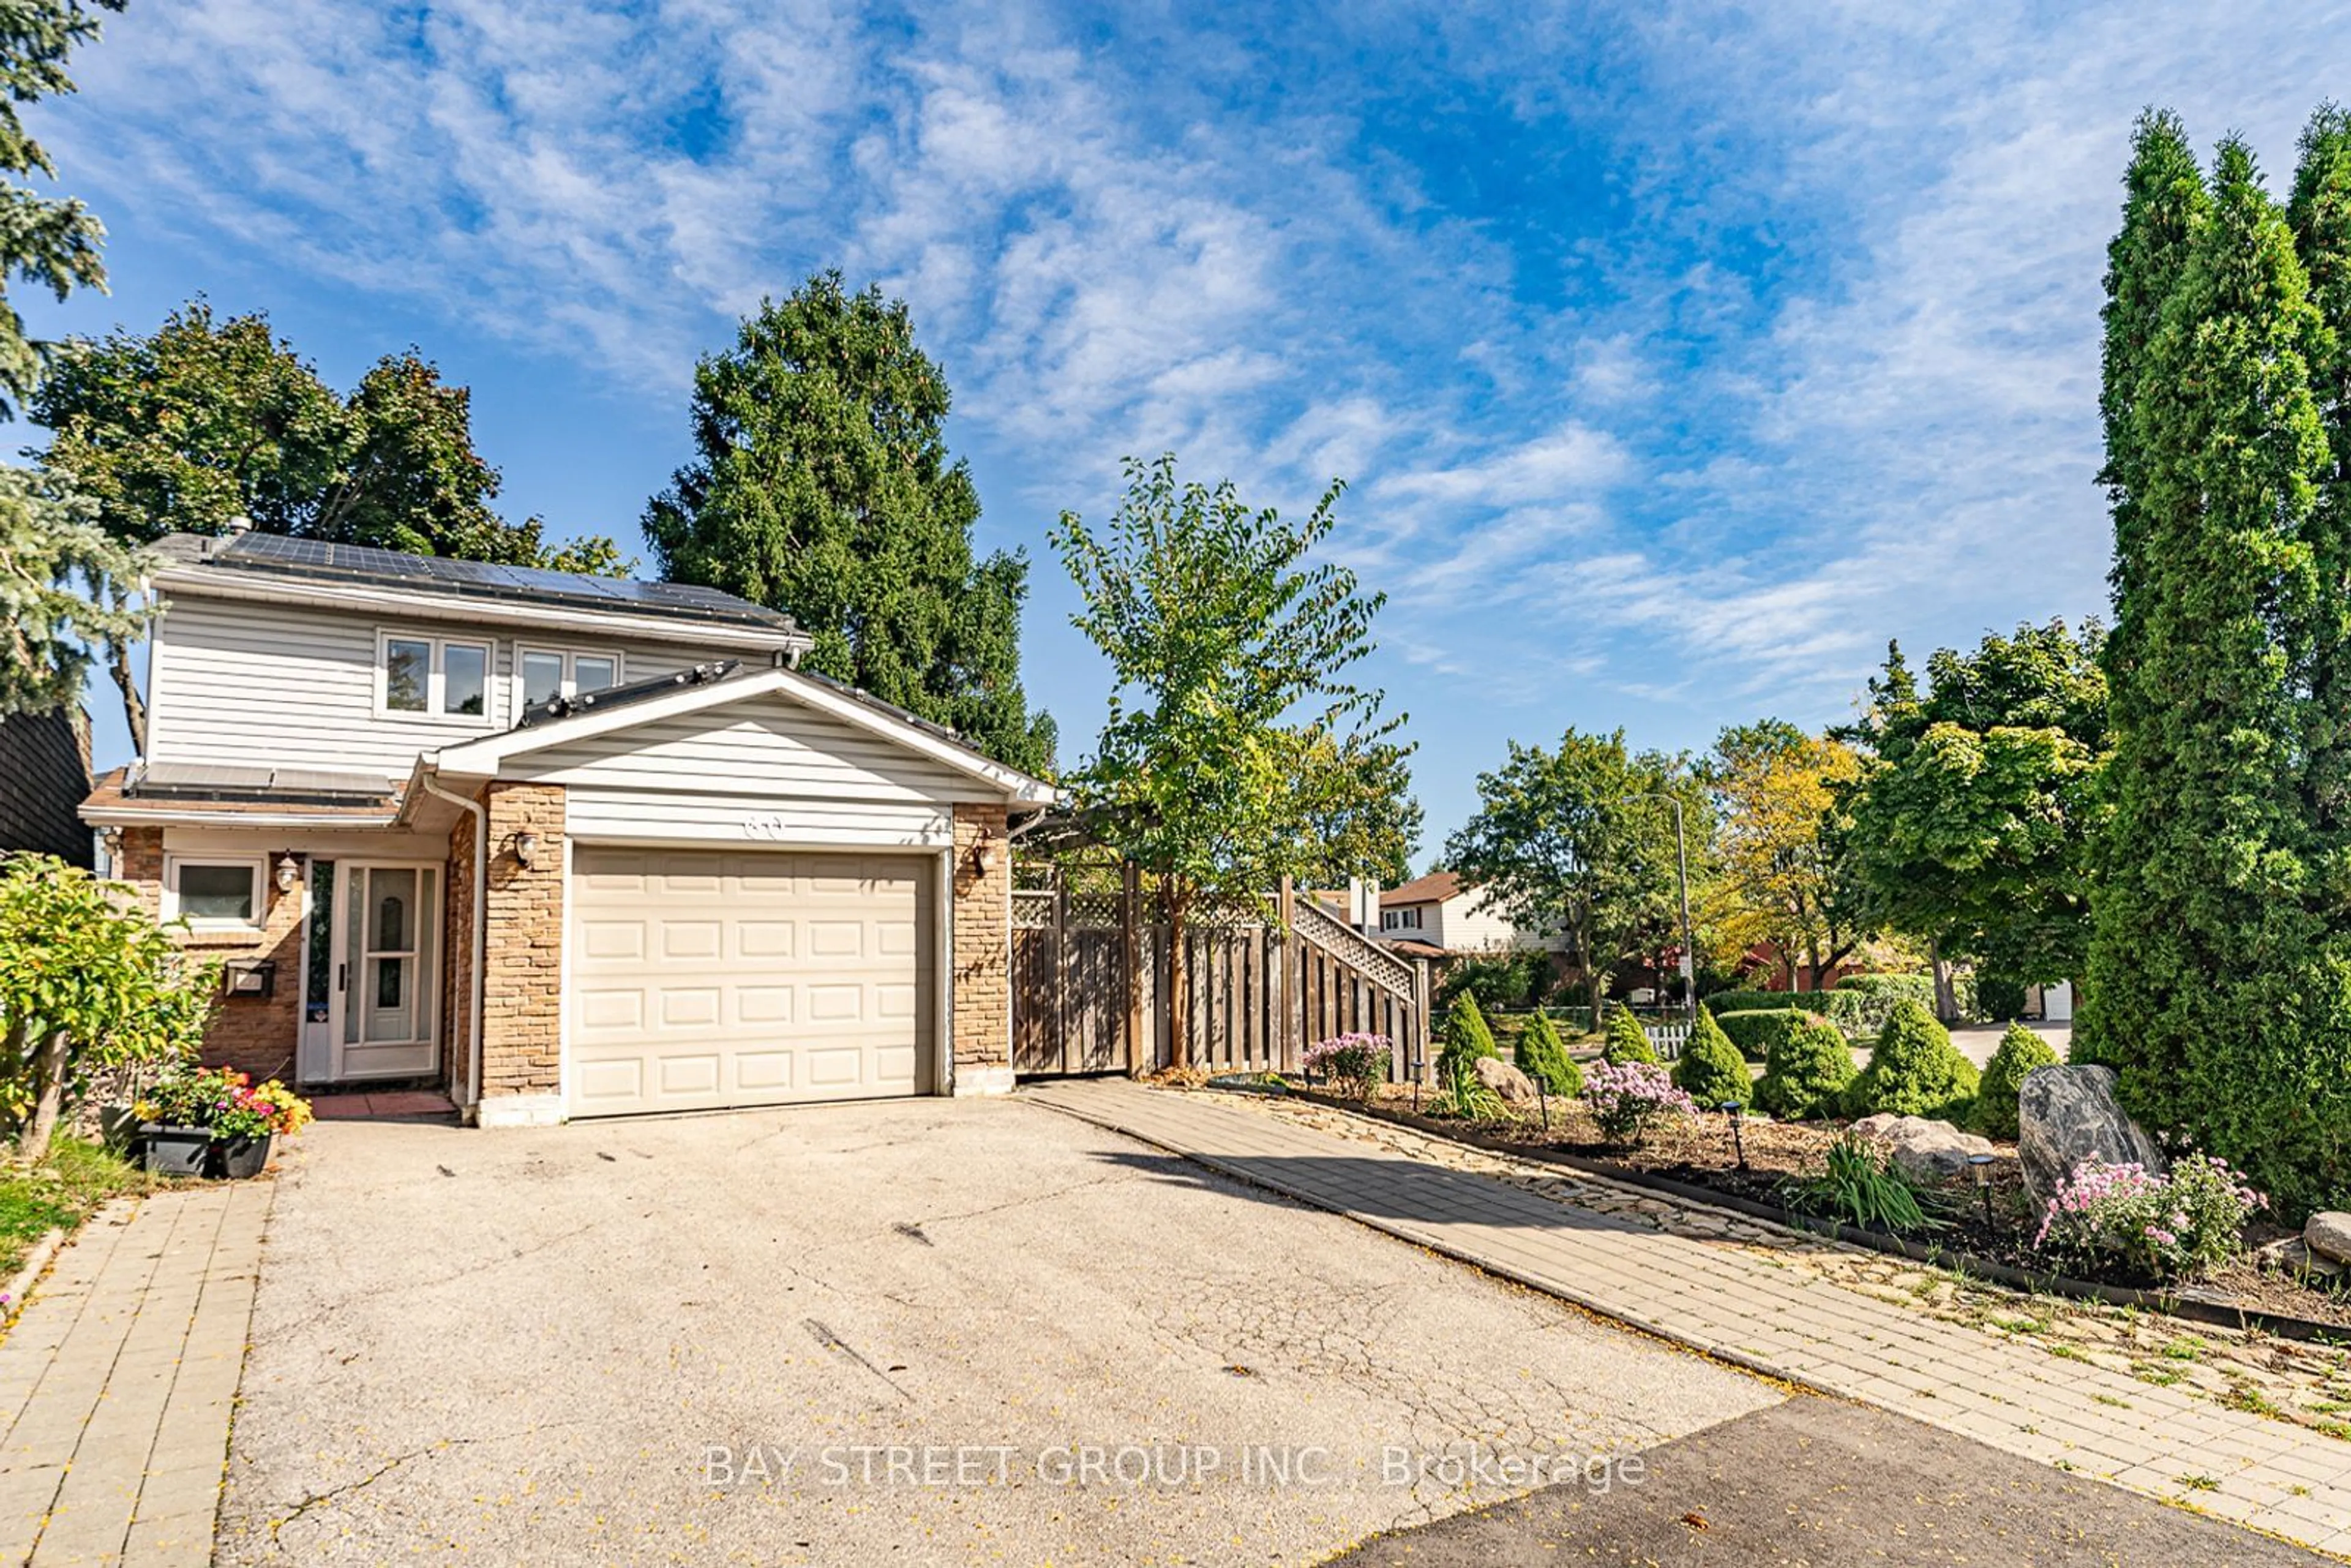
[208,529,797,630]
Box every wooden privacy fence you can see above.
[1011,865,1433,1085]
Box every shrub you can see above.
[1714,1009,1807,1061]
[1973,1023,2059,1140]
[1302,1032,1389,1101]
[1756,1018,1858,1121]
[1671,1009,1752,1111]
[1703,989,1804,1018]
[1974,972,2029,1022]
[1844,1000,1979,1122]
[1786,1133,1936,1234]
[0,855,220,1160]
[1600,1003,1657,1065]
[1583,1060,1696,1144]
[2033,1153,2264,1282]
[1513,1008,1581,1098]
[1436,993,1498,1079]
[1434,949,1548,1013]
[1833,973,1935,1002]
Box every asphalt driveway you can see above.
[218,1095,1779,1566]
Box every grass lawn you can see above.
[0,1138,159,1286]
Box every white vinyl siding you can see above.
[508,694,974,850]
[145,595,715,781]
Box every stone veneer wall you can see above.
[476,782,566,1107]
[950,803,1011,1092]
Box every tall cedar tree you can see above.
[2290,107,2351,861]
[34,304,628,748]
[2081,132,2351,1214]
[644,274,1053,775]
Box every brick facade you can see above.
[443,805,479,1096]
[117,826,304,1084]
[950,803,1012,1091]
[476,782,565,1106]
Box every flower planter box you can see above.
[140,1123,210,1177]
[208,1133,274,1181]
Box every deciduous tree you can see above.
[1839,621,2107,1013]
[645,273,1053,773]
[1051,454,1415,1067]
[1445,728,1707,1031]
[1700,720,1869,989]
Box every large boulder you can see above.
[1473,1056,1539,1106]
[2306,1212,2351,1267]
[2017,1064,2166,1207]
[1851,1113,1998,1183]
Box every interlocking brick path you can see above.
[0,1184,269,1567]
[1030,1079,2351,1557]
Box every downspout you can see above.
[418,768,487,1119]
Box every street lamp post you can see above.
[1635,790,1698,1023]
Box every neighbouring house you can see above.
[82,530,1055,1127]
[1373,871,1545,955]
[1,707,94,868]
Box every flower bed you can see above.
[1320,1081,2351,1330]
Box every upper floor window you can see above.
[380,632,492,721]
[520,648,623,709]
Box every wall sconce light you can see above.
[274,852,301,896]
[970,833,999,877]
[514,830,541,870]
[99,827,123,863]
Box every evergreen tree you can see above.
[1670,1009,1750,1111]
[645,273,1054,773]
[1436,992,1498,1078]
[1600,1003,1657,1065]
[2082,131,2351,1214]
[1513,1007,1581,1097]
[2290,106,2351,858]
[0,1,121,421]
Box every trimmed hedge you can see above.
[1671,1008,1752,1110]
[1513,1007,1582,1097]
[1601,1003,1659,1065]
[1714,1009,1811,1062]
[1702,989,1805,1018]
[1845,1000,1979,1122]
[1755,1018,1858,1121]
[1974,1022,2059,1140]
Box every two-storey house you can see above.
[1373,871,1547,954]
[83,530,1054,1127]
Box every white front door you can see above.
[329,861,442,1081]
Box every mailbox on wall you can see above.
[221,959,276,1000]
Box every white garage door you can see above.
[568,848,934,1117]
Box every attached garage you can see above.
[568,848,935,1118]
[420,664,1057,1127]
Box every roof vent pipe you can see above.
[225,513,253,534]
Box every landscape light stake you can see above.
[1970,1153,1997,1226]
[1537,1076,1550,1135]
[1720,1102,1747,1169]
[1409,1052,1424,1112]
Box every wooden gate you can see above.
[1011,863,1432,1083]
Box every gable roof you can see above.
[1382,869,1466,907]
[149,531,812,650]
[423,662,1058,807]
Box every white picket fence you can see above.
[1643,1021,1692,1062]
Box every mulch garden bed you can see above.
[1262,1080,2351,1337]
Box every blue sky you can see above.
[25,1,2351,858]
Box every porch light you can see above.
[273,853,301,896]
[514,830,541,870]
[970,833,999,876]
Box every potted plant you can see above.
[137,1068,312,1178]
[133,1070,215,1177]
